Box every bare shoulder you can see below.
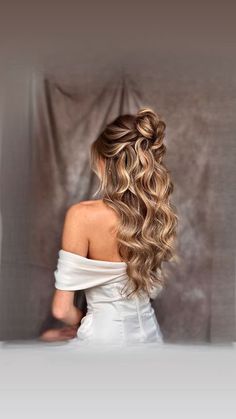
[65,200,92,221]
[61,200,118,256]
[65,199,115,225]
[61,201,96,254]
[67,199,103,215]
[67,199,119,230]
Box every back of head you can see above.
[90,107,178,298]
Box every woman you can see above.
[41,107,178,346]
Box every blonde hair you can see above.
[90,108,178,298]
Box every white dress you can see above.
[54,249,164,347]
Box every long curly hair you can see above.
[90,107,178,298]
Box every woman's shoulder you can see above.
[68,199,105,213]
[66,199,113,222]
[61,200,110,253]
[72,199,103,208]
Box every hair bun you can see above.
[135,108,163,143]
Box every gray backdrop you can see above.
[0,50,235,343]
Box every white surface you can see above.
[0,340,235,418]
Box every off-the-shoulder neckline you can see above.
[59,249,127,266]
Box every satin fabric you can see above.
[54,249,164,347]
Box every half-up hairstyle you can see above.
[90,108,178,298]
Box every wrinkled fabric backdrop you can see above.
[0,50,235,342]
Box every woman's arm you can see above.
[52,290,84,326]
[51,203,89,325]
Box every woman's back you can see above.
[78,199,123,263]
[54,199,164,346]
